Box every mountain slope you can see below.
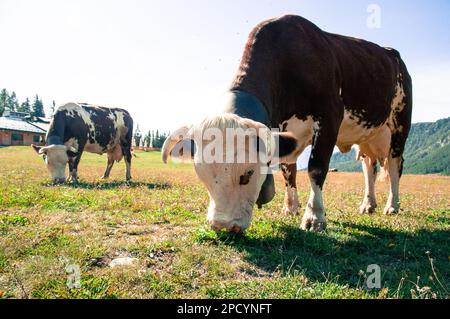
[329,117,450,175]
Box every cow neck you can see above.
[224,90,275,208]
[45,111,65,146]
[46,135,63,146]
[224,90,271,127]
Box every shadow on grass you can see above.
[44,181,171,190]
[212,222,449,298]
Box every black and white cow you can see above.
[32,103,134,183]
[162,15,413,233]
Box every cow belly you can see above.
[336,111,386,153]
[280,113,392,163]
[356,125,391,164]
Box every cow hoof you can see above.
[282,206,300,216]
[360,203,377,214]
[384,206,399,215]
[67,177,78,184]
[301,209,327,232]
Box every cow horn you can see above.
[161,126,191,164]
[38,146,51,155]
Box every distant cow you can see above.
[32,103,134,183]
[162,15,412,233]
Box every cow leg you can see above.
[120,124,134,182]
[302,175,326,232]
[281,163,300,215]
[301,115,341,232]
[122,145,132,181]
[384,154,403,215]
[102,153,115,179]
[384,110,410,215]
[360,157,378,214]
[67,157,77,182]
[384,99,410,215]
[68,151,83,183]
[125,154,132,181]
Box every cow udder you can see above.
[110,145,124,162]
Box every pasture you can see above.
[0,146,448,299]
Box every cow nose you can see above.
[209,221,243,234]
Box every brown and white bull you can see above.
[32,102,134,183]
[162,15,413,233]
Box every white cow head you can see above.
[162,114,298,233]
[32,144,77,183]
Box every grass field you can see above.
[0,146,448,299]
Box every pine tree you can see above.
[18,97,31,113]
[32,94,45,117]
[159,132,168,148]
[7,91,19,112]
[0,89,8,116]
[155,130,160,148]
[150,130,168,149]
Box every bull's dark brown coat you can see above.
[230,15,412,191]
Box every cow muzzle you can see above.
[209,220,247,234]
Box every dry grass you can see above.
[0,146,448,299]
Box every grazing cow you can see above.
[32,103,134,183]
[162,15,412,233]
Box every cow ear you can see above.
[256,173,275,208]
[169,139,196,163]
[31,144,42,154]
[66,146,78,158]
[271,132,298,164]
[162,126,195,163]
[32,144,49,156]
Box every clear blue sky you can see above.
[0,0,449,132]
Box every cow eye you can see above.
[240,169,254,186]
